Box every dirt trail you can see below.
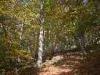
[39,65,73,75]
[39,52,83,75]
[39,55,74,75]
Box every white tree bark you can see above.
[16,23,23,48]
[83,0,88,6]
[37,0,44,68]
[19,23,23,40]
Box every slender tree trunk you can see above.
[79,34,86,54]
[83,0,88,6]
[75,33,87,54]
[19,23,23,40]
[37,0,44,68]
[15,68,19,75]
[19,23,23,48]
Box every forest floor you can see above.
[39,64,73,75]
[39,51,84,75]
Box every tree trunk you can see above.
[79,34,87,54]
[37,0,44,68]
[83,0,88,6]
[19,23,23,41]
[74,33,87,54]
[19,23,23,48]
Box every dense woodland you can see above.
[0,0,100,75]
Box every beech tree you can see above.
[37,0,45,68]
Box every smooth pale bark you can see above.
[83,0,88,6]
[37,27,44,67]
[18,23,23,49]
[16,23,23,40]
[15,68,19,75]
[19,23,23,40]
[37,0,44,68]
[16,23,23,48]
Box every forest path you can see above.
[39,51,84,75]
[39,65,73,75]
